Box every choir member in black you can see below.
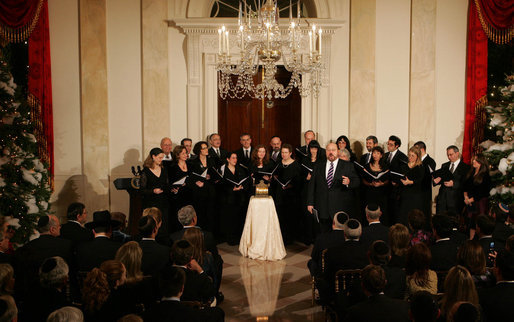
[414,141,437,230]
[188,141,216,232]
[336,135,357,162]
[169,145,194,233]
[221,152,251,245]
[272,144,301,244]
[361,146,390,223]
[249,145,275,188]
[300,140,324,244]
[397,146,425,226]
[464,153,491,236]
[140,148,171,235]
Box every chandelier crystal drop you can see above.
[216,0,324,100]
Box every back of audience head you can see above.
[183,228,206,265]
[111,212,127,231]
[368,240,391,266]
[66,202,86,222]
[344,219,362,240]
[115,241,143,284]
[159,266,186,298]
[409,291,439,322]
[39,256,69,290]
[389,224,410,257]
[495,249,514,281]
[361,264,386,296]
[142,207,162,227]
[177,205,197,227]
[117,314,144,322]
[365,204,382,222]
[37,215,60,236]
[441,266,479,318]
[171,240,193,266]
[449,302,480,322]
[408,209,425,231]
[406,243,432,287]
[506,235,514,252]
[0,295,17,322]
[47,306,84,322]
[138,215,157,238]
[83,260,126,313]
[457,240,486,275]
[0,265,13,296]
[489,202,510,222]
[332,211,348,230]
[431,214,452,239]
[476,214,495,236]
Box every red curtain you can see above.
[475,0,514,43]
[0,0,43,42]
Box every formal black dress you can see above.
[249,161,276,186]
[272,160,302,244]
[189,157,217,232]
[169,163,194,233]
[463,172,491,227]
[140,166,171,234]
[362,163,390,222]
[300,156,322,244]
[220,165,250,245]
[398,164,424,225]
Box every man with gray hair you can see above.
[360,203,389,247]
[47,306,84,322]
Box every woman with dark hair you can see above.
[336,135,356,162]
[168,145,194,233]
[405,243,437,298]
[221,152,251,245]
[408,209,432,246]
[249,144,275,186]
[183,228,218,292]
[398,146,425,226]
[272,144,301,244]
[188,141,216,231]
[457,240,495,288]
[464,153,491,235]
[439,266,480,321]
[362,146,390,219]
[140,147,170,234]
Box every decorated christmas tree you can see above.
[481,75,514,206]
[0,52,51,244]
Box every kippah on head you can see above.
[335,212,349,226]
[37,215,50,228]
[367,203,379,212]
[344,219,362,239]
[347,219,359,229]
[41,257,57,273]
[372,240,389,256]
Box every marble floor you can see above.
[217,242,325,322]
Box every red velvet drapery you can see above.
[0,0,53,180]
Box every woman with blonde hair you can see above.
[0,263,14,295]
[439,265,480,321]
[398,145,425,226]
[405,243,437,298]
[388,223,410,268]
[115,241,143,284]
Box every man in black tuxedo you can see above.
[138,215,170,277]
[430,215,459,271]
[60,202,93,247]
[160,137,174,168]
[359,135,378,165]
[434,145,470,215]
[368,241,406,299]
[234,133,252,168]
[307,143,360,232]
[344,265,409,321]
[76,210,122,271]
[360,204,389,247]
[207,133,228,169]
[384,135,408,225]
[479,249,514,322]
[414,141,436,229]
[269,135,282,163]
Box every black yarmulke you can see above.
[41,257,57,273]
[37,215,50,228]
[367,203,379,211]
[347,219,360,229]
[373,241,389,255]
[336,212,349,225]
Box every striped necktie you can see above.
[327,162,334,188]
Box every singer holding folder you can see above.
[140,147,171,234]
[360,146,390,221]
[397,146,425,225]
[249,145,275,191]
[169,145,194,232]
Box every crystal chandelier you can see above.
[216,0,324,100]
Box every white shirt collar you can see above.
[390,149,397,159]
[326,158,339,176]
[161,296,180,301]
[163,154,172,160]
[68,220,83,227]
[369,221,381,225]
[436,238,450,243]
[422,154,427,161]
[142,237,155,241]
[451,159,460,168]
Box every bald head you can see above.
[326,143,338,161]
[160,137,172,155]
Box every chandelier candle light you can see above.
[216,0,324,100]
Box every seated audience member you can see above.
[360,204,389,247]
[408,291,440,322]
[0,232,11,264]
[0,295,17,322]
[115,241,144,284]
[475,214,496,266]
[479,249,514,322]
[405,243,437,298]
[308,211,348,276]
[171,206,218,256]
[83,260,141,322]
[430,214,459,271]
[457,240,495,288]
[0,264,14,296]
[170,240,216,304]
[60,202,93,247]
[409,209,432,246]
[22,257,71,322]
[141,207,171,246]
[46,306,84,322]
[118,314,143,322]
[344,265,409,322]
[439,265,479,321]
[146,266,224,322]
[368,241,406,299]
[449,302,480,322]
[76,211,122,271]
[491,203,513,250]
[443,211,467,246]
[111,212,132,244]
[137,215,170,277]
[388,224,410,268]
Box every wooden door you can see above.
[218,66,301,152]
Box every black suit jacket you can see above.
[382,265,406,299]
[234,147,252,168]
[60,221,93,247]
[479,282,514,322]
[307,160,360,219]
[76,236,122,271]
[344,294,410,322]
[177,266,216,303]
[360,222,389,247]
[310,230,346,269]
[430,239,459,271]
[208,147,228,169]
[384,149,408,173]
[435,160,470,214]
[324,240,368,280]
[296,145,326,163]
[139,239,170,276]
[359,152,372,165]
